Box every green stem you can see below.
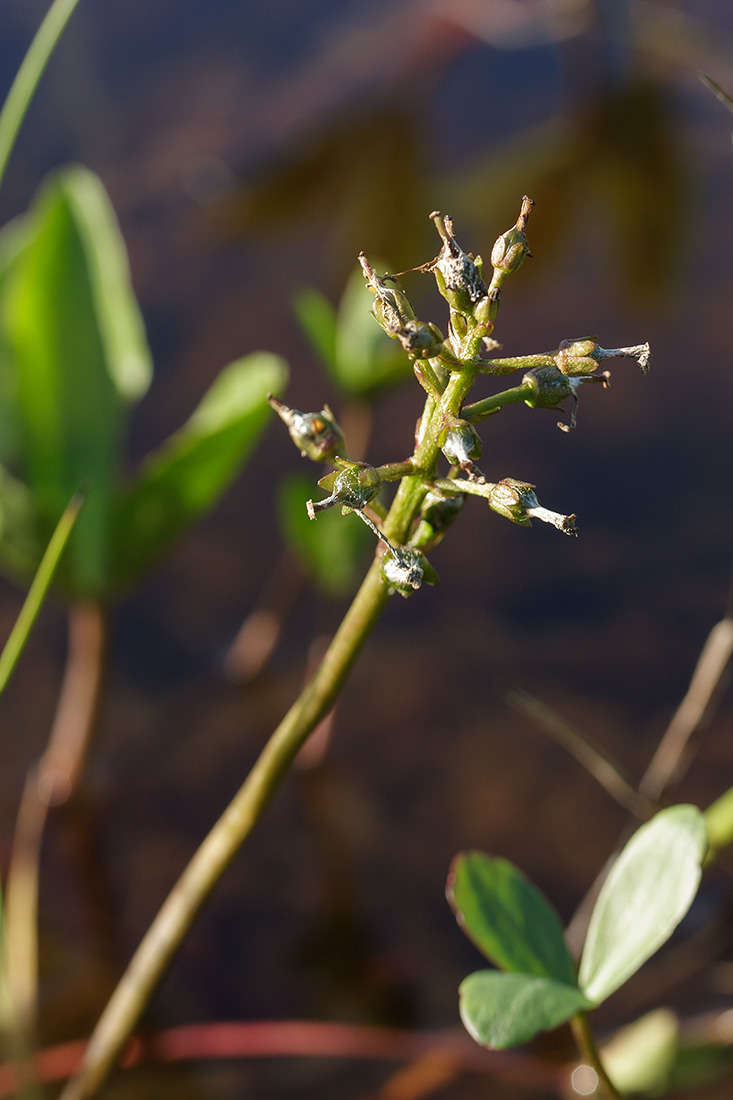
[375,460,415,482]
[570,1013,622,1100]
[0,490,85,697]
[60,339,487,1100]
[476,352,554,374]
[432,477,496,500]
[4,602,105,1064]
[462,383,533,424]
[58,556,391,1100]
[0,0,84,195]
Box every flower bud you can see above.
[427,211,488,315]
[268,396,345,462]
[381,546,439,597]
[307,460,381,518]
[358,253,416,334]
[488,478,578,536]
[489,195,534,293]
[439,418,482,468]
[395,320,446,360]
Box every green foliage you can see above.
[294,264,410,396]
[0,465,40,579]
[111,352,286,588]
[578,805,707,1005]
[449,806,707,1052]
[0,166,151,595]
[277,473,371,596]
[600,1009,679,1097]
[459,972,588,1050]
[0,167,287,601]
[447,853,576,983]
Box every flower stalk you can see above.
[60,199,647,1099]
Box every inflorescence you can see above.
[269,199,649,597]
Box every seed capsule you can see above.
[427,211,488,314]
[522,365,573,409]
[395,320,446,360]
[489,195,534,294]
[440,418,482,469]
[381,546,438,597]
[268,396,345,463]
[358,253,416,334]
[488,478,578,536]
[307,460,382,518]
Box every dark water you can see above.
[2,1,733,1097]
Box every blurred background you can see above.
[2,0,733,1096]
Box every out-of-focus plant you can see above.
[0,0,286,1069]
[0,164,286,599]
[0,160,285,1044]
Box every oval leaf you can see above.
[578,805,707,1005]
[459,970,588,1050]
[601,1009,679,1096]
[111,352,287,588]
[447,851,576,984]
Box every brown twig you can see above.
[498,682,657,819]
[639,617,733,801]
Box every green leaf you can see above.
[459,971,588,1050]
[293,288,338,374]
[0,463,43,580]
[600,1009,679,1097]
[578,805,707,1005]
[0,166,152,595]
[0,0,84,194]
[667,1041,733,1092]
[111,352,287,588]
[295,268,410,396]
[447,851,576,984]
[277,472,371,597]
[59,167,152,403]
[0,216,30,466]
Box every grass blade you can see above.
[0,0,84,194]
[0,487,86,696]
